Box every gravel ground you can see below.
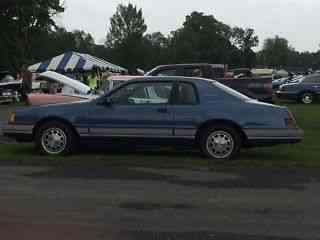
[0,166,320,240]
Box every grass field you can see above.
[0,102,319,168]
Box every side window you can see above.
[176,83,198,105]
[155,69,177,76]
[304,76,320,84]
[184,67,204,78]
[110,82,173,105]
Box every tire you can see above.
[300,92,315,104]
[35,121,78,156]
[199,124,242,161]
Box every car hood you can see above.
[37,71,91,94]
[281,82,300,88]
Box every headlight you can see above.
[8,112,16,124]
[2,91,12,96]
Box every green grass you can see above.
[0,102,319,168]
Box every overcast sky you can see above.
[59,0,320,52]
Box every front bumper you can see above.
[244,128,304,146]
[2,124,34,142]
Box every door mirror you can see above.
[97,97,113,106]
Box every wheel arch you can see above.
[299,90,316,96]
[33,116,80,139]
[299,90,317,103]
[195,119,247,144]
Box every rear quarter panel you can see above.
[196,81,288,130]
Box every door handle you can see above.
[157,108,168,113]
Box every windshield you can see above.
[209,80,252,101]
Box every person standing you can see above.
[21,64,32,102]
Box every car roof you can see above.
[154,63,224,68]
[124,76,213,84]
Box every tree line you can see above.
[1,1,319,74]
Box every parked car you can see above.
[229,68,253,78]
[27,71,98,106]
[146,64,273,102]
[272,75,303,90]
[0,71,22,103]
[3,77,303,161]
[276,74,320,104]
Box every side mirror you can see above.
[97,97,113,106]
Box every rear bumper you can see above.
[2,124,34,142]
[244,128,303,146]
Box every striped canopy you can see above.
[28,52,127,73]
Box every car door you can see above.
[87,81,175,138]
[305,76,320,94]
[172,81,203,138]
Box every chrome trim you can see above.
[174,129,197,137]
[245,129,304,140]
[2,124,33,134]
[81,133,194,139]
[76,128,89,134]
[89,128,172,136]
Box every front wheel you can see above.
[200,125,241,161]
[35,121,78,155]
[300,92,315,104]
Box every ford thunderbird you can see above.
[3,77,303,161]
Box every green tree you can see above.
[142,32,170,69]
[0,0,64,71]
[106,3,147,72]
[259,36,291,68]
[168,11,239,65]
[232,27,259,67]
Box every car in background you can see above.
[27,71,98,106]
[277,74,320,104]
[146,64,273,102]
[0,71,21,103]
[3,77,303,161]
[272,75,303,90]
[229,68,252,78]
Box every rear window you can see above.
[302,75,320,84]
[209,80,251,101]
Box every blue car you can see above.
[277,74,320,104]
[2,77,303,161]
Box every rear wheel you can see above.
[35,121,78,155]
[199,124,241,161]
[300,92,315,104]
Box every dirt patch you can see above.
[119,201,197,211]
[25,167,320,190]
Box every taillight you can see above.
[285,111,298,128]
